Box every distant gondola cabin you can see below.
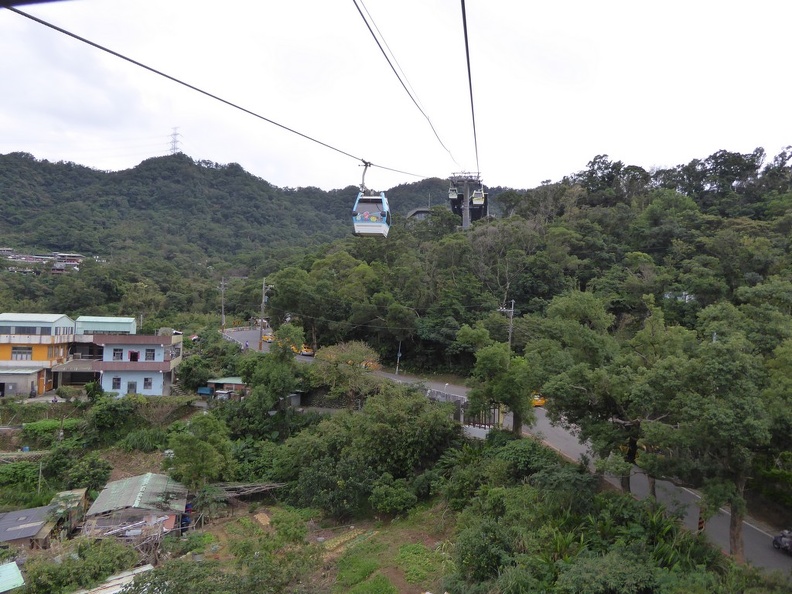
[352,192,391,237]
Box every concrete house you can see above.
[0,313,74,396]
[50,316,183,397]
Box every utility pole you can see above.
[498,299,515,365]
[395,340,402,375]
[220,277,226,332]
[258,277,267,351]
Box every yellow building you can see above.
[0,313,74,396]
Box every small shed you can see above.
[0,505,56,549]
[83,473,187,539]
[207,376,246,393]
[50,488,88,534]
[0,562,24,592]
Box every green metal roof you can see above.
[87,473,187,517]
[0,562,24,592]
[75,316,136,323]
[208,376,244,385]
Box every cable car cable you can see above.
[459,0,481,175]
[352,0,458,165]
[8,7,426,181]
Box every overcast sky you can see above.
[1,0,790,193]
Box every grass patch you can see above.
[347,573,398,594]
[334,540,387,590]
[395,542,443,584]
[162,531,215,556]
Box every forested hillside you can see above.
[0,151,448,259]
[2,145,792,588]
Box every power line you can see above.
[353,0,458,166]
[8,7,425,181]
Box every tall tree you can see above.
[642,332,771,563]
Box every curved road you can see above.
[226,328,792,575]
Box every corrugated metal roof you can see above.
[0,505,54,542]
[75,316,136,323]
[0,562,24,592]
[0,368,43,375]
[208,376,244,384]
[87,474,187,517]
[72,565,153,594]
[0,313,73,323]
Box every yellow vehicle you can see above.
[263,335,274,343]
[299,344,315,356]
[532,392,546,407]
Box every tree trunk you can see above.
[621,435,639,494]
[512,407,523,436]
[620,470,631,493]
[729,476,747,564]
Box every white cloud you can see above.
[0,0,789,191]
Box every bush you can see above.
[21,418,83,448]
[369,473,417,516]
[64,452,112,491]
[22,538,137,594]
[495,437,560,482]
[56,385,81,402]
[118,428,169,452]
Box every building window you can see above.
[0,326,10,334]
[129,350,139,362]
[145,349,156,361]
[11,347,33,360]
[13,326,36,335]
[143,377,153,390]
[112,377,121,390]
[40,327,51,335]
[112,348,123,361]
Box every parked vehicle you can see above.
[772,530,792,554]
[532,392,546,407]
[214,390,233,401]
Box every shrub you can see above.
[369,473,417,516]
[22,538,137,594]
[495,437,561,483]
[21,418,83,448]
[118,428,169,452]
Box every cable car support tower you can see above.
[448,172,487,229]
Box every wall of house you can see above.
[100,371,165,396]
[102,344,164,363]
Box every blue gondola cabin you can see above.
[352,192,391,237]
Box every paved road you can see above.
[226,328,792,574]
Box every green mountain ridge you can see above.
[0,151,452,258]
